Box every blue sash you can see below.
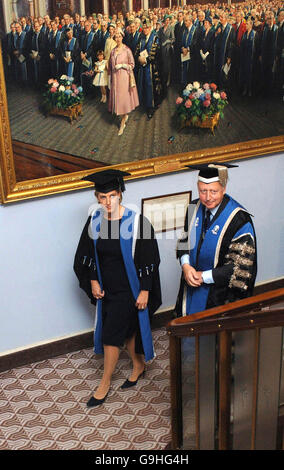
[49,30,62,49]
[181,26,196,85]
[185,196,249,315]
[65,37,76,77]
[219,24,232,66]
[91,208,154,362]
[181,25,196,52]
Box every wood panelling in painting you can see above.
[85,0,104,15]
[51,0,73,17]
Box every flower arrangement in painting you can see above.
[176,81,228,124]
[42,75,83,111]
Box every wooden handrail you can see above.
[167,287,284,450]
[167,288,284,337]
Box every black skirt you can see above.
[96,219,139,347]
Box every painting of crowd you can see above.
[2,1,284,121]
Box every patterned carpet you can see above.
[6,81,284,168]
[0,328,171,451]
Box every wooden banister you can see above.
[166,288,284,450]
[167,288,284,336]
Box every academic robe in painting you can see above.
[47,30,62,78]
[73,208,162,361]
[197,27,215,82]
[60,36,80,81]
[13,31,29,83]
[213,23,236,88]
[239,29,259,94]
[135,31,162,112]
[175,194,257,316]
[260,24,278,90]
[180,25,197,88]
[29,29,48,85]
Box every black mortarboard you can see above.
[81,169,131,193]
[185,162,238,184]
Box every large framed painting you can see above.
[0,40,283,204]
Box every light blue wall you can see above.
[0,152,283,354]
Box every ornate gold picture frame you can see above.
[0,41,283,204]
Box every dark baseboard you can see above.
[0,278,283,373]
[0,331,94,374]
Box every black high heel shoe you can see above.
[86,392,109,408]
[120,370,145,389]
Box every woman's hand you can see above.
[91,280,105,300]
[182,264,203,287]
[136,290,149,310]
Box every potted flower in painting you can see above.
[43,75,84,123]
[176,82,228,134]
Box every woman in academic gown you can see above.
[74,169,161,407]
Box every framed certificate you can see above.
[142,191,191,233]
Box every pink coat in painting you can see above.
[108,45,139,115]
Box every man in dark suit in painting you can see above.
[173,10,186,84]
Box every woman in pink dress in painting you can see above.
[108,30,139,135]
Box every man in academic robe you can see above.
[233,11,247,46]
[124,20,140,56]
[12,23,29,85]
[79,20,96,92]
[20,16,32,50]
[5,22,17,80]
[213,11,236,90]
[259,12,279,93]
[180,14,197,89]
[172,11,186,83]
[61,14,74,35]
[73,13,81,38]
[47,20,62,79]
[77,17,86,48]
[135,18,162,119]
[175,163,257,317]
[29,21,48,86]
[233,11,247,91]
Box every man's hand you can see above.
[138,56,146,65]
[182,264,203,287]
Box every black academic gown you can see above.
[73,211,162,357]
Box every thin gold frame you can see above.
[0,42,283,204]
[141,190,191,232]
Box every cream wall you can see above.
[0,153,283,356]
